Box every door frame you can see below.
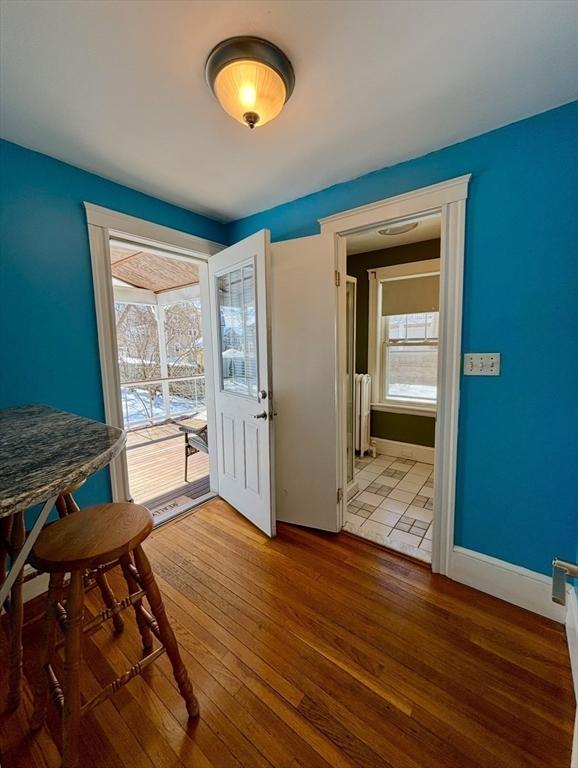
[319,175,470,575]
[84,203,224,503]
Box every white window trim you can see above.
[368,259,440,417]
[320,173,471,577]
[84,202,225,503]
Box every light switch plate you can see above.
[463,353,501,376]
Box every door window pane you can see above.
[217,263,258,397]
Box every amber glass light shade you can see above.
[214,60,286,129]
[206,37,294,129]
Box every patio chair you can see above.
[178,422,208,482]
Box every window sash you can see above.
[380,312,439,405]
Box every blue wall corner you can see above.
[228,102,578,576]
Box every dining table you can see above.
[0,404,125,710]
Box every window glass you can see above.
[217,263,258,398]
[382,311,438,404]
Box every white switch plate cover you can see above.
[463,353,501,376]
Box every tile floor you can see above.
[344,453,434,563]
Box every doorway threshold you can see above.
[145,476,213,527]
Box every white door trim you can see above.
[84,203,225,502]
[320,174,470,576]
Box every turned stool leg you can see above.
[94,571,124,635]
[119,553,153,655]
[62,571,84,768]
[133,545,199,718]
[31,572,65,730]
[7,512,25,711]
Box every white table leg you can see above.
[0,496,57,606]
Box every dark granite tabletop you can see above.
[0,405,126,516]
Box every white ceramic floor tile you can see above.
[424,524,433,540]
[379,497,409,515]
[390,461,412,471]
[419,538,433,552]
[396,480,424,492]
[412,463,433,475]
[368,508,402,527]
[405,505,433,522]
[361,517,392,533]
[420,486,434,498]
[388,529,423,547]
[374,455,395,466]
[356,490,383,506]
[375,475,399,488]
[388,488,416,503]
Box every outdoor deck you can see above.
[126,419,209,506]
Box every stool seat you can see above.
[30,503,153,572]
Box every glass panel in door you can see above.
[217,261,258,398]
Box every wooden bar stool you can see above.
[29,502,199,768]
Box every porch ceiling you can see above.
[110,245,199,293]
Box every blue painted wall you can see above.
[229,102,578,576]
[0,140,227,508]
[2,104,577,574]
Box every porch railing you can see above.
[120,374,206,429]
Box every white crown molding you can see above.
[450,546,568,622]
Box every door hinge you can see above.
[337,487,343,503]
[334,270,341,287]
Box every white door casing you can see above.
[209,230,275,537]
[85,203,223,503]
[320,174,471,575]
[270,235,340,531]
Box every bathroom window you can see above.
[368,260,440,415]
[382,312,439,403]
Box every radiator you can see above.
[355,374,371,456]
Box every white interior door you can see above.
[209,230,275,536]
[270,235,341,531]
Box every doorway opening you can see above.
[110,239,212,524]
[343,212,441,564]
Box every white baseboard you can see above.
[566,588,578,767]
[450,546,568,623]
[371,437,435,464]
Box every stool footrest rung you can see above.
[82,589,146,635]
[47,664,64,712]
[81,645,166,716]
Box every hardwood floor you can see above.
[1,499,574,767]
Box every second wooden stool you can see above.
[29,502,199,768]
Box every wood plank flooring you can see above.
[1,499,574,767]
[126,429,209,505]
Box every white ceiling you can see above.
[347,215,441,255]
[1,0,576,222]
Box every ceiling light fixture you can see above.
[205,36,295,129]
[378,222,419,236]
